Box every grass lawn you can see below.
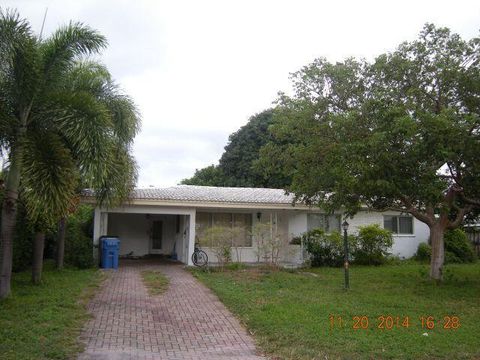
[141,270,169,295]
[192,263,480,360]
[0,262,103,360]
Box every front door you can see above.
[150,220,163,254]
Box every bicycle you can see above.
[192,243,208,267]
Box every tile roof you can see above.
[131,185,295,204]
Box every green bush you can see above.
[64,205,94,268]
[414,229,476,264]
[226,262,247,271]
[445,251,462,264]
[444,229,476,263]
[415,242,431,262]
[12,207,34,272]
[353,224,393,265]
[11,199,57,272]
[303,229,356,267]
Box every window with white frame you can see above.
[383,215,413,234]
[307,214,341,232]
[195,212,253,247]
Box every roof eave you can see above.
[81,197,314,210]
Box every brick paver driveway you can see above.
[78,260,266,360]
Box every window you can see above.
[384,215,413,234]
[195,212,211,242]
[307,214,341,232]
[233,213,252,247]
[196,212,253,247]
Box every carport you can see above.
[93,205,196,265]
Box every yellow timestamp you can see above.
[329,315,461,330]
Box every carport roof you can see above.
[131,185,296,204]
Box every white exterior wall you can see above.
[288,212,307,237]
[107,213,178,257]
[93,203,431,266]
[199,210,259,264]
[348,210,430,258]
[200,209,303,265]
[93,205,196,265]
[107,213,149,256]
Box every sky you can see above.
[3,0,480,187]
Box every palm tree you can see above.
[0,9,140,295]
[52,61,139,271]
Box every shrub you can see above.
[251,221,288,266]
[303,229,356,267]
[444,229,476,263]
[353,224,393,265]
[415,242,431,262]
[12,208,34,272]
[199,226,234,269]
[12,198,55,272]
[445,251,462,264]
[64,205,94,268]
[415,229,476,264]
[226,262,247,271]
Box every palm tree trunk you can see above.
[56,218,66,269]
[0,193,18,298]
[0,126,26,299]
[32,232,45,284]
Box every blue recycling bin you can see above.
[100,236,120,269]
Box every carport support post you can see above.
[93,209,108,265]
[187,212,196,266]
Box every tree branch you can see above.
[447,205,473,229]
[400,196,434,226]
[459,194,480,207]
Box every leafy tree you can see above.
[0,10,139,296]
[260,24,480,280]
[181,109,290,188]
[181,165,226,186]
[52,61,139,271]
[219,109,286,187]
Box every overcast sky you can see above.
[4,0,480,187]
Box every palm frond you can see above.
[0,8,33,68]
[61,61,141,144]
[90,143,138,207]
[43,90,112,168]
[40,22,107,90]
[21,131,79,225]
[0,8,41,118]
[104,94,140,144]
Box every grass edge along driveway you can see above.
[192,263,480,360]
[0,263,104,360]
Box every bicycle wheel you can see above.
[192,250,208,267]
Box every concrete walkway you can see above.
[78,260,266,360]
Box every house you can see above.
[91,185,430,265]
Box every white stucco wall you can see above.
[107,213,179,256]
[199,210,259,263]
[348,210,430,258]
[200,209,303,265]
[94,203,431,266]
[288,212,307,237]
[107,213,150,256]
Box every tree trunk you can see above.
[0,128,26,299]
[56,218,66,270]
[0,190,18,298]
[429,224,445,281]
[32,232,45,284]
